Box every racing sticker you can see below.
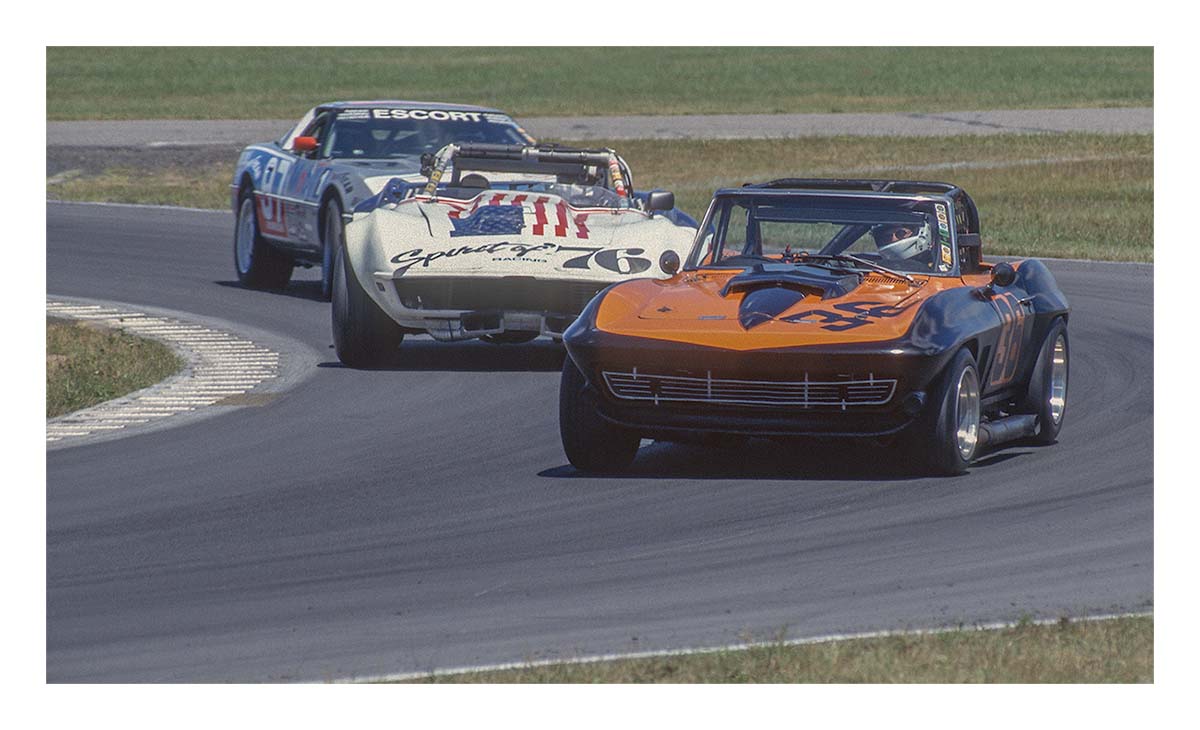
[532,198,591,239]
[255,155,292,237]
[781,300,917,332]
[256,194,287,237]
[390,243,650,276]
[988,291,1030,386]
[449,206,525,237]
[935,204,951,237]
[935,203,953,271]
[447,195,590,240]
[340,109,496,122]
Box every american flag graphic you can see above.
[445,193,590,239]
[449,206,525,237]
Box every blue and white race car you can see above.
[230,101,536,300]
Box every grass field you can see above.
[46,47,1152,120]
[46,317,183,418]
[621,133,1153,261]
[405,615,1152,683]
[47,133,1153,262]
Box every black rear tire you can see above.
[1023,319,1069,445]
[331,238,404,368]
[559,357,640,473]
[233,190,292,290]
[909,348,981,476]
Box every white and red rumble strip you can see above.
[46,300,281,447]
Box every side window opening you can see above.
[298,112,333,158]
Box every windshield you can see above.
[323,108,533,160]
[688,194,956,275]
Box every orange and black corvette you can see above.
[559,179,1070,475]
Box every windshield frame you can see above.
[421,143,635,209]
[685,190,960,277]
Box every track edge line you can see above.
[343,610,1153,684]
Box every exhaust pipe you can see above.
[979,414,1037,448]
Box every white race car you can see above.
[332,143,698,366]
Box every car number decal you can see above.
[255,155,293,236]
[988,292,1029,386]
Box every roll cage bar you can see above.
[419,143,633,204]
[743,178,980,235]
[739,178,985,272]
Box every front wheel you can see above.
[331,238,404,368]
[234,192,293,289]
[559,357,640,473]
[912,348,981,476]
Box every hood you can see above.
[595,266,955,350]
[332,159,423,196]
[347,190,696,282]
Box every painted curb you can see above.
[46,297,313,449]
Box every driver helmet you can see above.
[871,223,931,260]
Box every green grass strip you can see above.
[47,47,1151,120]
[405,615,1151,683]
[47,317,184,418]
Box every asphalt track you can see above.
[46,107,1153,145]
[46,202,1153,682]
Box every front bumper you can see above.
[565,327,953,439]
[368,273,614,341]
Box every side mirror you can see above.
[293,136,319,153]
[660,250,681,275]
[991,261,1016,288]
[646,190,675,212]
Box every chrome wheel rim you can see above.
[235,198,255,274]
[1049,334,1068,424]
[955,366,981,461]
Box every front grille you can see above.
[395,277,605,315]
[602,370,897,409]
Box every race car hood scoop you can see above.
[720,264,863,329]
[720,263,861,300]
[735,286,807,329]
